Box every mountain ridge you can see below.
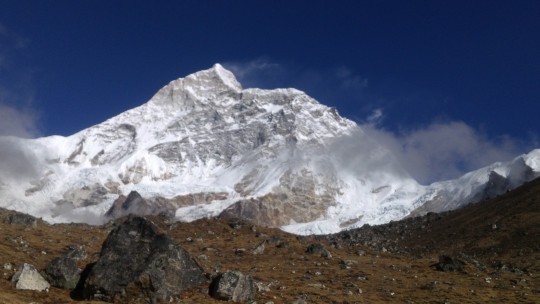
[0,64,538,234]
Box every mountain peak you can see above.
[210,63,242,91]
[149,64,242,106]
[185,63,242,93]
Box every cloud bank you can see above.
[360,116,525,184]
[0,104,41,183]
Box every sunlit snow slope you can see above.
[0,64,538,235]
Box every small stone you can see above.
[65,244,87,260]
[252,241,266,255]
[276,241,289,248]
[235,248,247,255]
[308,283,325,289]
[198,254,209,260]
[256,281,271,292]
[340,259,358,269]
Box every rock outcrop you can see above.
[3,211,38,227]
[43,244,87,289]
[432,255,466,272]
[209,271,256,303]
[80,216,206,302]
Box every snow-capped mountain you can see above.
[0,64,538,235]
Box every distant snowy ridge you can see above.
[0,64,539,235]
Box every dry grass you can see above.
[0,179,539,303]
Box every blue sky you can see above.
[1,1,539,182]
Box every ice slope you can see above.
[0,64,538,235]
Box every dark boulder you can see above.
[43,244,87,289]
[43,256,81,289]
[79,216,206,302]
[432,255,466,272]
[209,271,256,303]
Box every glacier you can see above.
[0,64,538,235]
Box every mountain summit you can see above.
[0,65,539,234]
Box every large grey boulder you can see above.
[43,244,87,289]
[80,216,206,302]
[43,256,81,289]
[209,271,256,303]
[11,263,50,291]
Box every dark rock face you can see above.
[433,255,466,272]
[43,245,87,289]
[477,171,510,201]
[80,216,206,302]
[209,271,256,303]
[306,243,332,258]
[3,211,37,227]
[43,256,81,289]
[105,191,155,219]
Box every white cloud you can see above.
[222,58,284,89]
[0,24,39,138]
[223,58,281,79]
[0,103,41,183]
[366,108,383,125]
[0,103,40,137]
[361,121,524,184]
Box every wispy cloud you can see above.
[222,58,286,89]
[223,59,368,92]
[0,23,29,70]
[223,58,282,80]
[0,24,41,184]
[0,23,39,137]
[0,103,40,137]
[335,66,368,90]
[361,119,525,184]
[222,59,530,184]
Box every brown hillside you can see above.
[0,179,539,303]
